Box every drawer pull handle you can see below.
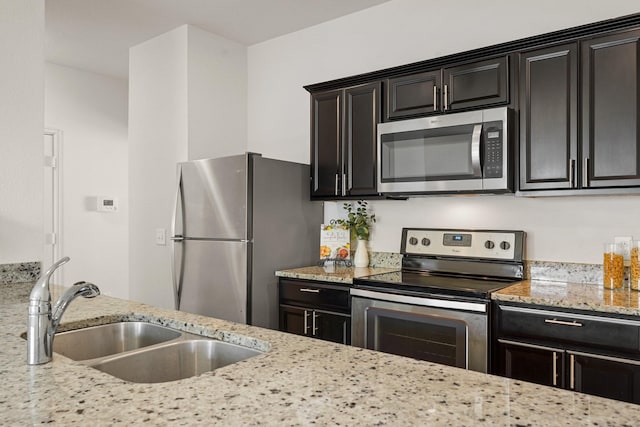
[300,288,320,293]
[545,319,583,327]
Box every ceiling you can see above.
[45,0,391,79]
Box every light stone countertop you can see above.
[493,280,640,317]
[3,283,640,425]
[275,266,399,284]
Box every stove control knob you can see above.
[421,238,431,246]
[409,237,418,246]
[484,240,495,249]
[500,241,511,250]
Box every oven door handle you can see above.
[350,288,487,313]
[471,124,482,178]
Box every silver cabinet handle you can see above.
[342,173,347,196]
[544,318,583,327]
[570,354,575,390]
[303,310,310,335]
[552,351,558,386]
[433,86,438,110]
[313,312,319,336]
[443,84,449,111]
[334,173,339,195]
[569,159,575,188]
[300,288,320,293]
[583,158,589,187]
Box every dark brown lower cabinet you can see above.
[278,278,351,345]
[493,302,640,404]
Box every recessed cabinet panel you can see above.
[311,90,342,197]
[385,71,440,120]
[582,29,640,187]
[519,44,578,190]
[444,57,508,111]
[571,352,640,404]
[345,83,381,196]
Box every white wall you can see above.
[0,0,44,264]
[44,63,129,298]
[129,25,248,308]
[187,26,247,159]
[247,0,640,265]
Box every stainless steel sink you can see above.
[30,320,265,383]
[90,339,263,383]
[53,322,182,361]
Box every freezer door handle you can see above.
[171,168,185,310]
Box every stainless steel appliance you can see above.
[171,153,322,330]
[351,228,525,373]
[377,107,513,195]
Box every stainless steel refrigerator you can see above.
[171,153,322,330]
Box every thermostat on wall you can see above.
[96,196,118,212]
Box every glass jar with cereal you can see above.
[630,241,640,291]
[603,243,625,289]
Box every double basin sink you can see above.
[51,322,264,383]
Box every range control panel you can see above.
[402,228,525,261]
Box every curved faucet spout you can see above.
[51,281,100,333]
[27,257,100,365]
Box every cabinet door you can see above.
[385,71,441,120]
[344,82,381,196]
[519,44,578,191]
[496,339,564,388]
[582,29,640,188]
[279,305,309,337]
[311,90,342,197]
[313,310,351,345]
[443,56,508,111]
[569,351,640,404]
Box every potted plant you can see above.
[335,201,376,267]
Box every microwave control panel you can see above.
[483,122,503,178]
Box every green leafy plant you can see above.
[334,200,376,241]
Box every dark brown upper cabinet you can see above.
[310,82,381,199]
[582,29,640,189]
[519,43,578,191]
[384,56,509,121]
[520,28,640,194]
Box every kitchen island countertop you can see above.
[3,282,640,425]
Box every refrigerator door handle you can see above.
[171,168,185,310]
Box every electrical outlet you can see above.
[615,236,633,260]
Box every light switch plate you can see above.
[615,235,633,260]
[155,228,166,246]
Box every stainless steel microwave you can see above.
[377,107,512,194]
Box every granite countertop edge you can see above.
[3,283,640,424]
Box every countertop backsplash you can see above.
[0,261,40,285]
[369,252,602,284]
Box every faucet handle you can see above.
[30,256,71,303]
[42,256,70,278]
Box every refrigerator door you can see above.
[176,239,248,323]
[178,156,247,240]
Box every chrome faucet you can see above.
[27,257,100,365]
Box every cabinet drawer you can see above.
[497,305,640,353]
[279,279,350,313]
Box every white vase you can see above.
[354,239,369,268]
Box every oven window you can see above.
[380,124,478,181]
[365,307,466,368]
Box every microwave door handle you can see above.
[471,124,482,177]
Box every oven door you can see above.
[351,288,489,373]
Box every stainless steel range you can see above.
[351,228,525,373]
